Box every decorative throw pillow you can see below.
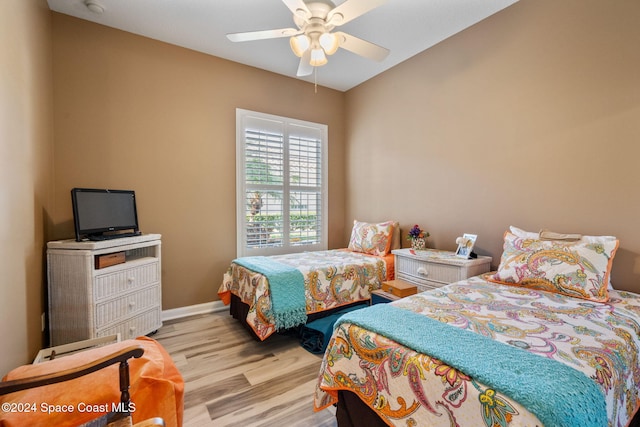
[508,226,618,289]
[487,231,619,302]
[348,220,395,256]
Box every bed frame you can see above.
[229,294,367,341]
[336,390,640,427]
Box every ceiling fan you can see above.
[226,0,390,77]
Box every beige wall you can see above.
[0,0,54,375]
[345,0,640,292]
[50,14,346,310]
[3,0,638,372]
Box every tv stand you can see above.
[47,234,162,346]
[86,231,142,241]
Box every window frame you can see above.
[235,108,328,257]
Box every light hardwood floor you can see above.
[154,311,338,427]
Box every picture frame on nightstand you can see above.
[456,233,477,258]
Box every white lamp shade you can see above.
[309,48,328,66]
[319,33,339,55]
[289,35,310,57]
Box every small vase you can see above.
[411,237,426,250]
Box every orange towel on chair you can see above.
[0,337,184,427]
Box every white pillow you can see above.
[509,226,539,239]
[509,225,617,243]
[581,235,618,244]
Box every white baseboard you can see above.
[162,300,227,322]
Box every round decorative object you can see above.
[411,237,427,250]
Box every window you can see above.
[236,109,328,256]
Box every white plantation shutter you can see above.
[236,109,328,256]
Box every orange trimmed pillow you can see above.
[509,225,618,289]
[348,220,395,256]
[487,231,619,302]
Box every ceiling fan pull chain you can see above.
[314,67,318,93]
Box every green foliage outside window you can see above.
[246,214,318,231]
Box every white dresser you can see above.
[393,248,492,292]
[47,234,162,346]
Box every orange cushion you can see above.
[0,337,184,427]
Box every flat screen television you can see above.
[71,188,140,242]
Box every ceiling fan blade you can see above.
[227,28,300,42]
[335,31,389,62]
[327,0,387,26]
[297,50,313,77]
[282,0,311,21]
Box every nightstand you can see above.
[392,248,492,292]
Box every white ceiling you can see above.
[47,0,519,92]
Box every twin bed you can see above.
[219,223,640,426]
[218,248,393,340]
[314,277,640,426]
[218,220,398,340]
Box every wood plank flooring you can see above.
[153,311,337,427]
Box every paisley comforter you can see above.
[314,276,640,427]
[218,249,391,340]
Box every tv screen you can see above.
[71,188,140,241]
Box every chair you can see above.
[0,345,165,427]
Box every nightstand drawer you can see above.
[396,256,461,286]
[396,272,444,292]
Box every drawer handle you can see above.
[128,301,136,309]
[129,326,136,336]
[127,277,135,284]
[417,267,428,276]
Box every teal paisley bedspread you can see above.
[219,249,388,340]
[314,276,640,427]
[232,256,307,331]
[334,303,606,427]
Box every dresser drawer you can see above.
[94,261,159,300]
[396,256,462,286]
[96,308,162,340]
[95,285,161,328]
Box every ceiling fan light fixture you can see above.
[226,0,390,77]
[319,33,339,56]
[309,48,328,66]
[289,34,310,57]
[327,12,344,26]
